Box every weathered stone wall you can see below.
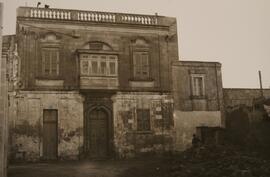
[174,111,221,151]
[0,3,8,176]
[8,91,84,161]
[172,61,224,112]
[172,61,224,151]
[113,92,174,158]
[223,88,270,108]
[17,8,178,93]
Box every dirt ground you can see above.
[7,158,166,177]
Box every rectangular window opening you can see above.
[137,109,150,131]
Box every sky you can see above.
[1,0,270,88]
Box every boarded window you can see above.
[133,52,149,80]
[42,48,59,77]
[137,109,150,131]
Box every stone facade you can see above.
[6,7,178,161]
[5,6,241,161]
[172,61,224,150]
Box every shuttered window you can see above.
[137,109,150,131]
[133,52,149,80]
[191,75,205,97]
[42,48,59,77]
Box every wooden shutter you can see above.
[133,52,141,79]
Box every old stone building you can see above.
[5,6,225,161]
[172,61,224,150]
[7,7,178,161]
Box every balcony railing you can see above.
[18,7,159,25]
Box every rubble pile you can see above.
[168,145,270,177]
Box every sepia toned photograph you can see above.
[0,0,270,177]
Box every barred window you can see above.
[137,109,150,131]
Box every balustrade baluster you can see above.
[79,13,82,20]
[33,10,37,18]
[80,13,83,21]
[48,11,51,18]
[25,8,158,25]
[40,10,44,18]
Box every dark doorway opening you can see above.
[43,109,58,160]
[86,108,109,158]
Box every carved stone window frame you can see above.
[39,33,61,79]
[130,38,152,81]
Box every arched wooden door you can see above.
[86,108,108,158]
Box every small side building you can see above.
[172,61,224,151]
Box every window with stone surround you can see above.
[131,38,151,81]
[133,51,150,80]
[40,33,61,78]
[137,109,150,131]
[191,74,205,98]
[41,48,60,77]
[80,54,118,76]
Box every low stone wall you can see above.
[174,111,222,151]
[223,88,270,108]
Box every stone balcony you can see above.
[17,7,164,26]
